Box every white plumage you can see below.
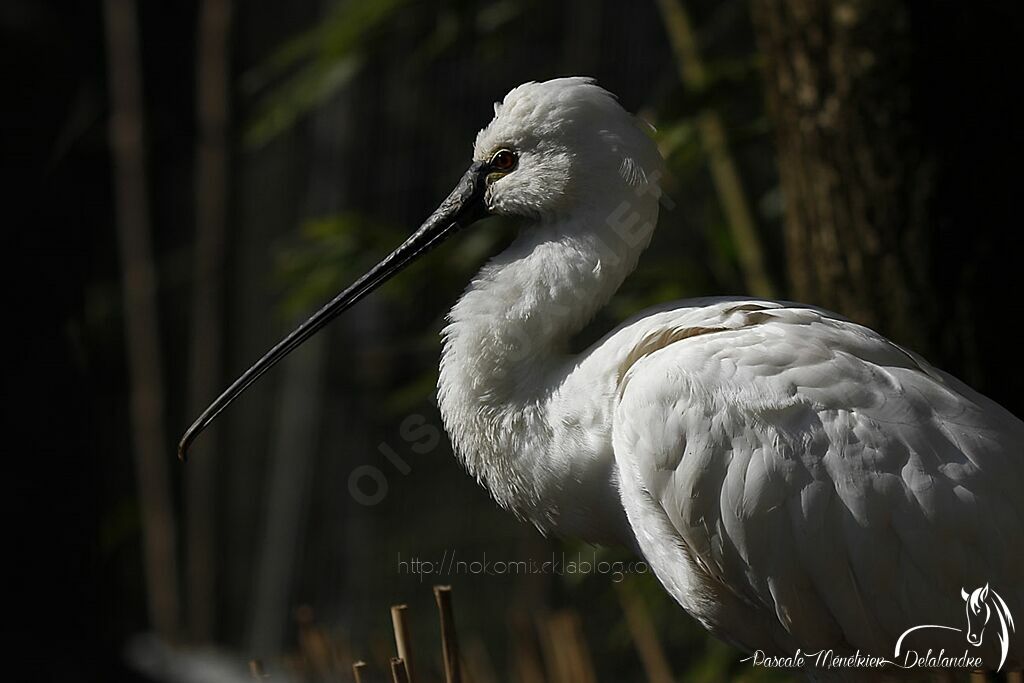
[612,300,1023,661]
[434,78,1024,671]
[182,77,1024,673]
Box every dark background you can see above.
[8,0,1023,680]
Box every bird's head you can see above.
[473,77,662,221]
[178,77,662,460]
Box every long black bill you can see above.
[178,160,490,461]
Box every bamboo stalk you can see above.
[248,334,327,654]
[654,0,777,299]
[538,610,598,683]
[969,671,987,682]
[295,605,333,680]
[249,659,267,680]
[352,661,367,683]
[566,610,597,683]
[391,604,415,682]
[434,585,461,683]
[103,0,180,641]
[185,0,231,643]
[615,582,675,683]
[508,609,546,683]
[536,612,566,683]
[462,636,499,683]
[390,657,410,683]
[329,627,355,678]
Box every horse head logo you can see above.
[961,584,1015,669]
[962,584,991,646]
[896,583,1015,672]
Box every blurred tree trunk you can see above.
[753,0,1024,418]
[104,0,180,641]
[185,0,231,643]
[752,0,934,353]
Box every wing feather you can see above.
[611,300,1024,663]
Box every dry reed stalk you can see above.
[391,604,415,682]
[434,585,462,683]
[390,657,410,683]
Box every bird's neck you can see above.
[438,190,660,539]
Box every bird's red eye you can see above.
[490,149,517,171]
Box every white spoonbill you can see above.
[180,78,1023,671]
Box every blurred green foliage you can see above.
[243,0,407,147]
